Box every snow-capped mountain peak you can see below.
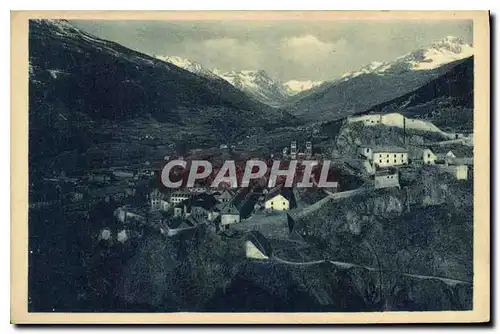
[283,80,324,95]
[155,55,217,78]
[340,61,387,80]
[405,35,473,71]
[155,55,322,106]
[214,69,290,107]
[339,35,473,82]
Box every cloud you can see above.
[280,35,347,64]
[70,20,473,81]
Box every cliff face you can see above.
[82,181,471,312]
[294,182,472,303]
[116,227,246,311]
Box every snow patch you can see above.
[338,36,473,82]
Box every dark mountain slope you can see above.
[358,57,474,132]
[28,20,288,169]
[29,20,268,119]
[286,58,466,123]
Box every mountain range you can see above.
[285,36,473,122]
[28,19,475,313]
[155,55,323,107]
[157,36,472,112]
[338,36,473,82]
[28,19,474,172]
[28,19,289,170]
[359,56,474,132]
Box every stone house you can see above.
[220,203,241,228]
[149,188,170,211]
[264,186,296,211]
[373,168,400,189]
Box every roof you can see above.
[427,144,472,157]
[116,205,148,217]
[286,213,296,233]
[361,145,408,153]
[170,189,192,196]
[215,189,236,198]
[176,193,219,211]
[221,203,240,215]
[245,231,273,257]
[374,167,398,176]
[427,146,454,155]
[148,210,167,222]
[190,193,219,210]
[165,216,196,229]
[232,188,251,208]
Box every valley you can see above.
[27,19,475,313]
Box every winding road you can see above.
[272,255,471,287]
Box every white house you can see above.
[169,190,192,205]
[423,148,438,164]
[173,193,220,221]
[214,189,235,204]
[423,147,473,166]
[220,203,240,227]
[443,146,474,166]
[360,145,409,168]
[149,188,170,211]
[264,186,295,211]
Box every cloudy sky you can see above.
[71,19,472,81]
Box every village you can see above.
[30,111,474,263]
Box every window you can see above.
[386,154,389,158]
[386,160,389,163]
[394,160,397,163]
[283,202,286,206]
[394,154,397,157]
[427,153,431,158]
